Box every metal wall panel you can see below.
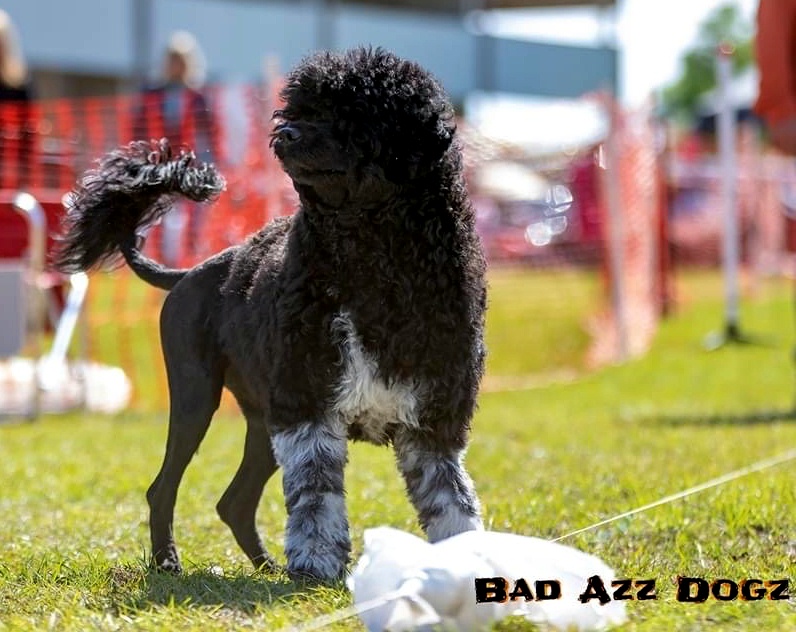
[3,0,616,98]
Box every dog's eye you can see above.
[272,109,289,124]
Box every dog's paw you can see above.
[251,553,281,575]
[285,551,348,584]
[153,560,183,574]
[286,564,345,585]
[151,549,183,574]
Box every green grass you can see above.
[483,266,596,377]
[2,267,796,630]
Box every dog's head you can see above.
[271,47,456,206]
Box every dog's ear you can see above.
[411,116,455,179]
[430,116,455,159]
[387,115,455,182]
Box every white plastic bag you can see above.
[348,527,627,632]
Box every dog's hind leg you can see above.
[147,294,224,573]
[394,430,483,542]
[216,405,279,571]
[271,419,350,581]
[147,363,222,573]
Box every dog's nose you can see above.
[276,124,301,143]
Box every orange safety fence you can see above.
[0,83,296,412]
[0,86,681,412]
[0,83,295,263]
[461,98,671,369]
[587,102,668,367]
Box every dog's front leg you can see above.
[271,419,350,581]
[394,430,483,542]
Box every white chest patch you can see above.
[331,313,420,443]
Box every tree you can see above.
[660,3,754,123]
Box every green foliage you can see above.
[1,269,796,630]
[661,3,755,123]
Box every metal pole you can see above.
[315,0,337,51]
[12,192,47,419]
[132,0,154,84]
[460,0,494,94]
[39,273,89,392]
[704,43,762,350]
[475,26,495,92]
[717,45,740,338]
[597,2,619,98]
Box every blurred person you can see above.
[0,9,34,189]
[133,31,219,265]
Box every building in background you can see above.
[2,0,617,105]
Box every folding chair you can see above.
[0,191,89,420]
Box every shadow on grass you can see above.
[107,563,342,614]
[650,407,796,427]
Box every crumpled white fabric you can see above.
[348,527,627,632]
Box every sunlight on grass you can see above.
[1,268,796,630]
[484,266,597,377]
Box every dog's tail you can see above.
[55,139,225,291]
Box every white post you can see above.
[39,273,89,392]
[716,44,741,340]
[12,192,47,419]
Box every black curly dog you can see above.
[57,47,486,581]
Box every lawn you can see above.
[1,266,795,631]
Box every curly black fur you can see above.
[56,139,225,277]
[56,47,487,581]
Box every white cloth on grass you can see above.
[348,527,628,632]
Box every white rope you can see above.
[280,447,796,632]
[281,589,406,632]
[553,447,796,542]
